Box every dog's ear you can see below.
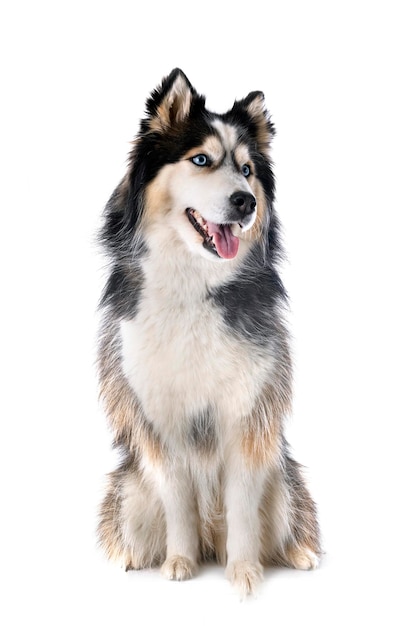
[145,68,199,132]
[235,91,275,153]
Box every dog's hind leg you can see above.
[98,456,166,570]
[260,450,321,570]
[281,452,321,569]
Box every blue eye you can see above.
[241,164,251,177]
[192,154,209,166]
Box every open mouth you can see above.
[186,208,240,260]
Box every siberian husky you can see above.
[98,69,320,595]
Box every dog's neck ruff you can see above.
[140,223,245,301]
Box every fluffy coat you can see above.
[97,69,320,595]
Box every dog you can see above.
[97,68,320,595]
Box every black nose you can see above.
[229,191,256,217]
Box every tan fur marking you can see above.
[143,170,172,222]
[246,94,273,154]
[285,543,320,570]
[148,75,193,133]
[247,97,264,118]
[234,143,251,165]
[147,115,162,133]
[98,323,164,466]
[140,424,165,466]
[100,374,164,466]
[241,422,279,468]
[241,177,267,243]
[241,385,288,468]
[183,135,225,164]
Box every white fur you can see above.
[211,119,238,151]
[120,224,276,580]
[121,242,275,444]
[170,159,255,228]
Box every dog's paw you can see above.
[161,555,197,581]
[226,560,263,597]
[286,544,320,570]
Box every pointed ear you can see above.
[236,91,275,153]
[145,68,199,132]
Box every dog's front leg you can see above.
[158,458,199,581]
[224,457,266,596]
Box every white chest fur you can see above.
[120,247,274,446]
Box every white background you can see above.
[1,1,416,624]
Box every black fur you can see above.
[210,240,287,347]
[189,408,217,455]
[100,69,284,329]
[99,264,143,320]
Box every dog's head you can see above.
[103,69,276,263]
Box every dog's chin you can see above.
[185,208,246,261]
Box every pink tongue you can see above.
[206,222,239,259]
